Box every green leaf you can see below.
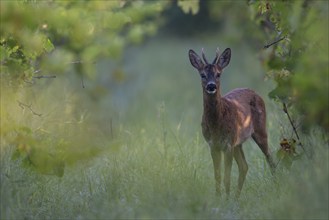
[43,38,55,53]
[177,0,199,15]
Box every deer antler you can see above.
[213,48,220,64]
[202,48,209,65]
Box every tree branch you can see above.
[264,36,286,49]
[282,102,309,158]
[17,100,42,117]
[33,75,56,79]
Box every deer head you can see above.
[189,48,231,95]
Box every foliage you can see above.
[0,0,169,175]
[276,138,303,169]
[249,0,329,131]
[177,0,199,15]
[0,0,168,85]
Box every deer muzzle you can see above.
[205,82,217,94]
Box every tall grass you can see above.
[1,118,328,219]
[1,36,328,219]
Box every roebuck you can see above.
[188,48,275,198]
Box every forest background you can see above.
[1,0,328,219]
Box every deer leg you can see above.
[233,144,248,198]
[224,149,233,197]
[211,148,222,195]
[252,133,276,174]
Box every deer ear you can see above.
[189,49,204,70]
[218,48,231,69]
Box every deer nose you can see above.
[206,82,217,94]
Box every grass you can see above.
[1,36,328,219]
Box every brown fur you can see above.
[189,48,275,197]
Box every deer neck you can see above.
[203,89,223,123]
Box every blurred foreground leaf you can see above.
[177,0,200,15]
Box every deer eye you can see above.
[200,74,206,79]
[216,73,220,79]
